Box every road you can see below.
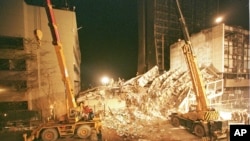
[0,121,229,141]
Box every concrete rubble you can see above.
[77,65,223,140]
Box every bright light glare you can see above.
[215,16,223,23]
[50,105,54,109]
[219,111,232,120]
[0,88,6,92]
[101,76,110,85]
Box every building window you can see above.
[0,59,9,70]
[0,80,27,91]
[0,59,26,71]
[0,36,24,50]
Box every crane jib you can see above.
[45,0,61,46]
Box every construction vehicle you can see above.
[23,0,102,141]
[169,0,228,139]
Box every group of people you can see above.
[231,110,249,124]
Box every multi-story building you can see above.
[137,0,249,111]
[170,23,250,110]
[137,0,218,73]
[0,0,81,119]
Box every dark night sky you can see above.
[72,0,249,89]
[23,0,249,89]
[219,0,249,29]
[74,0,138,88]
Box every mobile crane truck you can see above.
[169,0,228,140]
[23,0,102,141]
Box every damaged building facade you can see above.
[0,0,81,120]
[170,23,250,111]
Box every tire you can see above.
[193,124,205,137]
[77,125,92,139]
[171,117,180,127]
[41,128,58,141]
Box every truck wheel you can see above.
[193,124,205,137]
[77,125,91,139]
[171,117,180,127]
[41,128,58,141]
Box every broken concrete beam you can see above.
[137,66,159,87]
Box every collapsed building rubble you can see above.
[77,65,224,140]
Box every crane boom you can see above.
[175,0,208,112]
[169,1,228,139]
[23,1,102,140]
[45,0,77,111]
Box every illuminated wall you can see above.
[0,0,81,119]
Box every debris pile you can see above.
[78,65,223,139]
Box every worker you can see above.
[81,102,94,121]
[241,109,249,124]
[88,108,95,120]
